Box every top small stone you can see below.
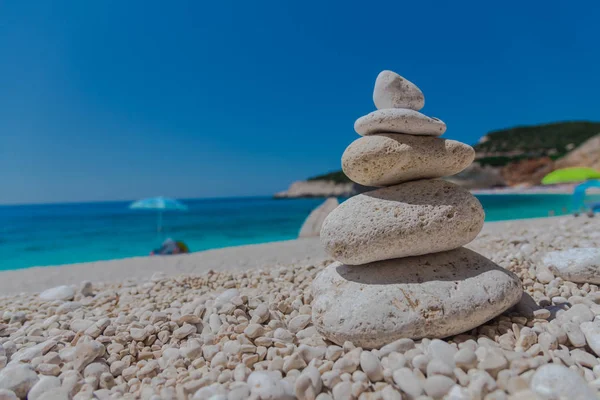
[373,70,424,111]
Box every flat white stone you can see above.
[543,248,600,284]
[373,70,424,110]
[581,321,600,357]
[530,364,597,400]
[39,285,75,301]
[320,180,485,265]
[355,109,446,136]
[342,134,474,187]
[312,248,522,348]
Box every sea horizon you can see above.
[0,194,279,208]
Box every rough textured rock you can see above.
[543,248,600,284]
[39,285,75,301]
[500,156,554,187]
[354,109,446,136]
[320,180,485,265]
[312,248,522,347]
[342,134,474,187]
[298,198,339,238]
[530,364,597,400]
[373,70,424,111]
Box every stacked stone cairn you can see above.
[312,70,524,349]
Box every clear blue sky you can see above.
[1,1,598,204]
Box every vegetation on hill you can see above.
[307,170,351,184]
[474,121,600,162]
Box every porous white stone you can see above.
[342,134,474,187]
[543,248,600,284]
[355,109,445,136]
[312,248,522,347]
[320,180,485,265]
[373,70,424,111]
[39,285,75,301]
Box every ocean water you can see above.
[0,194,597,271]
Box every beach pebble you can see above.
[530,364,597,399]
[214,289,240,310]
[373,70,424,110]
[173,324,196,339]
[341,134,474,187]
[424,375,455,399]
[379,338,414,357]
[580,321,600,357]
[393,367,423,398]
[564,322,587,347]
[332,381,353,400]
[354,109,445,136]
[536,267,554,284]
[9,338,58,365]
[359,351,383,382]
[295,366,322,400]
[288,315,311,334]
[73,340,105,372]
[312,248,522,347]
[247,371,289,399]
[454,348,477,370]
[35,388,71,400]
[79,281,93,296]
[428,339,457,368]
[558,303,594,323]
[543,248,600,284]
[299,198,339,238]
[320,180,484,265]
[39,285,75,301]
[27,376,60,400]
[129,328,147,342]
[0,364,39,399]
[0,390,18,400]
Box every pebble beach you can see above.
[0,215,599,399]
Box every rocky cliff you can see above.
[274,180,368,198]
[555,134,600,170]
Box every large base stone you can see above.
[312,248,523,348]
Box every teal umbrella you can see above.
[129,196,188,233]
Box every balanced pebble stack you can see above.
[312,70,523,348]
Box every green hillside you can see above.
[474,121,600,166]
[308,121,600,179]
[307,170,351,183]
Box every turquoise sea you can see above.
[0,194,596,271]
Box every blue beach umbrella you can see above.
[129,196,188,233]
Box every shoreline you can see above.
[0,237,327,295]
[1,214,597,296]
